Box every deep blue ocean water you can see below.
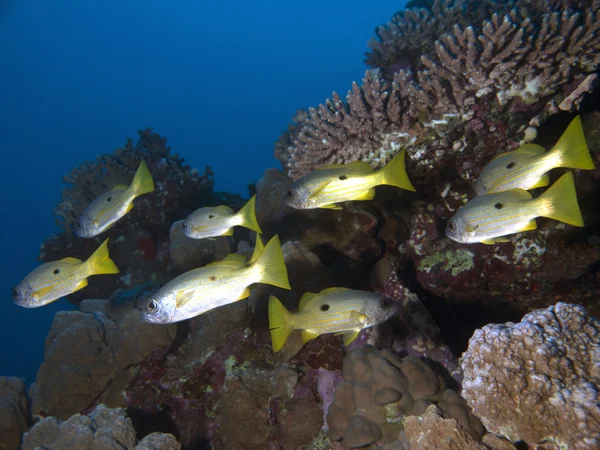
[0,0,404,383]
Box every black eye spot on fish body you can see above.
[494,203,504,209]
[506,162,516,169]
[53,269,60,275]
[106,196,112,202]
[208,214,215,219]
[339,175,347,180]
[321,304,330,311]
[209,276,216,281]
[380,298,392,310]
[146,299,158,313]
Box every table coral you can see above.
[460,302,600,449]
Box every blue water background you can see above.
[0,0,404,383]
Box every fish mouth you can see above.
[12,286,33,308]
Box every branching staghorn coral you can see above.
[277,0,600,181]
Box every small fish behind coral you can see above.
[283,149,415,210]
[474,116,595,195]
[446,172,584,244]
[75,160,155,237]
[268,288,400,352]
[13,238,119,308]
[182,195,262,239]
[141,235,290,324]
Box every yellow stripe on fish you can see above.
[75,161,155,238]
[474,116,595,195]
[446,172,584,244]
[284,150,415,210]
[268,287,400,352]
[13,238,119,308]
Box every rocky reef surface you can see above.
[3,1,600,449]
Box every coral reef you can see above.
[326,345,484,448]
[40,128,215,303]
[461,302,600,449]
[277,1,600,181]
[30,289,176,420]
[21,404,179,450]
[0,377,30,450]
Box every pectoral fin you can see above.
[342,330,360,346]
[176,289,195,308]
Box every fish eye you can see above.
[320,304,330,311]
[106,196,112,202]
[53,269,60,275]
[146,299,158,313]
[506,162,515,169]
[286,189,294,198]
[76,221,83,229]
[380,298,393,310]
[12,288,19,300]
[447,220,455,231]
[181,223,187,232]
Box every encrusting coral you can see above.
[277,0,600,183]
[460,302,600,449]
[40,128,214,302]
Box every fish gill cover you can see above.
[3,1,600,450]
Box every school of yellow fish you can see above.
[13,117,596,352]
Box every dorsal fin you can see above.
[215,205,235,214]
[112,184,129,191]
[205,258,245,269]
[318,287,351,295]
[298,292,318,311]
[225,253,247,264]
[345,160,373,173]
[60,257,82,264]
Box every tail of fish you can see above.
[253,235,291,290]
[537,172,584,226]
[131,161,155,197]
[377,149,416,191]
[85,238,120,275]
[268,295,294,352]
[551,116,596,170]
[237,195,263,234]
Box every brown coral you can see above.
[326,345,483,448]
[460,302,600,449]
[277,0,600,182]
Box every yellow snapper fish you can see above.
[268,288,400,352]
[75,161,155,237]
[13,238,119,308]
[283,149,415,210]
[182,195,262,239]
[446,172,584,245]
[141,235,290,324]
[474,116,595,195]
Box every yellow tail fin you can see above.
[237,195,262,234]
[537,172,584,226]
[131,161,155,197]
[248,235,264,264]
[253,235,291,289]
[268,295,294,352]
[552,116,595,170]
[86,238,120,275]
[377,149,416,191]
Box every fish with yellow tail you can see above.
[283,149,415,210]
[268,288,400,352]
[141,235,290,324]
[75,160,155,237]
[13,238,119,308]
[474,116,595,195]
[182,195,262,239]
[446,172,584,245]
